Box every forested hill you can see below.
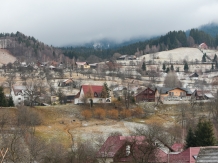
[0,32,62,62]
[199,22,218,38]
[1,26,218,63]
[62,29,218,62]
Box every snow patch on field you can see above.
[139,47,204,62]
[70,120,147,141]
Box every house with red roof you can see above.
[199,43,208,49]
[171,143,184,152]
[96,136,172,163]
[74,85,111,104]
[96,136,218,163]
[169,147,200,163]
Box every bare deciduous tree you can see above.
[164,71,182,88]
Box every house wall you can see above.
[77,64,90,69]
[97,158,113,163]
[155,89,191,103]
[51,96,59,104]
[169,147,200,163]
[168,88,186,96]
[74,97,107,104]
[155,90,160,103]
[83,65,90,69]
[11,90,25,106]
[135,88,155,102]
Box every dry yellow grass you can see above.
[144,114,167,125]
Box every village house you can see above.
[89,63,98,69]
[199,43,208,49]
[135,87,155,102]
[117,55,128,60]
[195,146,218,162]
[74,85,111,104]
[170,146,218,163]
[169,147,200,163]
[189,72,199,80]
[194,90,214,100]
[51,95,59,105]
[155,87,195,103]
[96,136,218,163]
[58,78,74,87]
[75,62,90,69]
[113,85,140,99]
[49,65,56,70]
[96,136,172,163]
[11,85,28,106]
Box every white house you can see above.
[11,85,28,106]
[74,85,111,104]
[75,62,90,69]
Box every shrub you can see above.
[107,109,119,119]
[120,109,131,119]
[131,107,144,118]
[81,110,92,120]
[17,107,42,126]
[94,108,106,119]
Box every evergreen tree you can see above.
[0,86,7,107]
[216,60,218,69]
[184,62,189,72]
[185,128,196,149]
[195,120,216,146]
[8,96,14,107]
[166,67,170,73]
[142,61,146,71]
[170,64,174,71]
[202,53,206,62]
[162,63,166,71]
[213,54,217,62]
[102,82,110,98]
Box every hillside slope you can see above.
[0,32,63,62]
[0,49,16,66]
[139,47,204,62]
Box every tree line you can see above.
[0,86,14,107]
[61,29,218,61]
[0,31,62,62]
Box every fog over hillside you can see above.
[0,0,218,46]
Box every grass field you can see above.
[0,101,215,147]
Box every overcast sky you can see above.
[0,0,218,46]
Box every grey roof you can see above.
[196,146,218,163]
[156,86,194,95]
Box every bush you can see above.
[107,109,119,119]
[17,107,42,126]
[120,109,131,119]
[81,110,92,120]
[94,108,106,119]
[131,107,144,118]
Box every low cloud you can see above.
[0,0,218,46]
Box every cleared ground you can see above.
[0,49,16,66]
[139,47,218,63]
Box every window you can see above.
[180,92,186,97]
[169,92,174,96]
[126,145,130,156]
[155,142,160,147]
[94,92,98,97]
